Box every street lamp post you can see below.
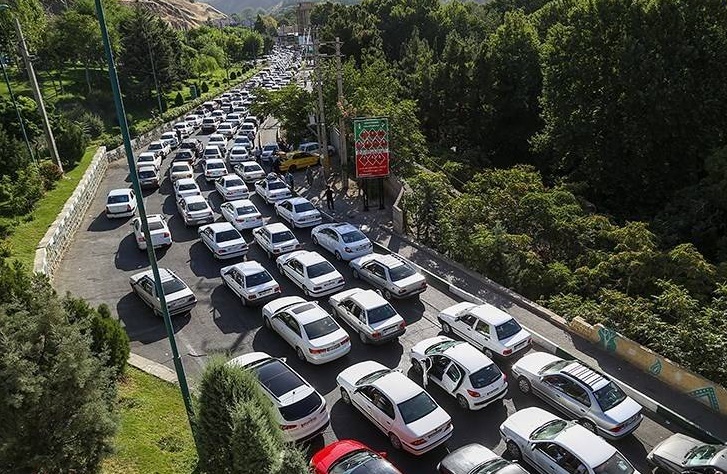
[0,53,35,163]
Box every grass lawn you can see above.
[103,367,197,474]
[6,144,99,269]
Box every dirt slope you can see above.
[120,0,228,29]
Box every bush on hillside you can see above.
[174,92,184,107]
[54,118,89,169]
[80,112,105,138]
[201,82,209,93]
[39,160,64,191]
[0,164,44,216]
[214,81,220,87]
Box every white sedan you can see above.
[276,250,344,297]
[136,151,161,171]
[262,296,351,364]
[221,261,280,305]
[129,268,197,317]
[329,288,406,344]
[177,195,214,227]
[169,162,193,182]
[500,407,640,474]
[147,140,171,158]
[174,178,201,199]
[252,223,301,259]
[234,161,265,182]
[203,159,228,182]
[105,188,137,218]
[160,131,179,149]
[131,214,172,250]
[220,199,263,231]
[208,134,227,152]
[350,253,427,299]
[337,360,453,455]
[233,135,253,149]
[255,174,293,204]
[185,114,202,128]
[173,122,193,138]
[410,336,508,410]
[203,146,223,161]
[311,222,373,261]
[198,222,248,259]
[227,146,250,165]
[438,302,531,359]
[275,197,322,228]
[214,174,249,200]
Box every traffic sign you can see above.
[353,117,390,178]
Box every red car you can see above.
[311,439,403,474]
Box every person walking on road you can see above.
[272,157,281,175]
[325,185,334,211]
[285,170,295,192]
[175,128,182,144]
[305,167,314,188]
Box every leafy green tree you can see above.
[0,124,31,177]
[275,448,309,474]
[53,117,89,169]
[251,85,314,147]
[229,402,279,473]
[403,169,453,247]
[0,163,44,216]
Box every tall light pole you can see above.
[93,0,198,450]
[334,37,347,192]
[1,4,63,172]
[312,37,330,178]
[0,53,35,163]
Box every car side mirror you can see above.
[279,357,287,363]
[378,451,387,458]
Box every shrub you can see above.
[275,448,309,474]
[0,164,44,216]
[38,160,64,191]
[201,82,209,93]
[214,81,220,87]
[174,92,185,107]
[80,112,105,138]
[54,118,89,169]
[229,71,237,80]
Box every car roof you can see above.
[171,162,192,169]
[327,222,358,234]
[469,304,515,326]
[444,342,493,372]
[371,371,422,404]
[146,214,164,223]
[204,222,235,233]
[286,197,311,205]
[221,174,243,181]
[370,253,406,269]
[176,177,196,185]
[560,362,610,391]
[183,195,206,203]
[229,261,266,276]
[134,267,174,282]
[289,302,329,325]
[264,222,291,233]
[138,151,156,157]
[239,161,260,167]
[349,289,387,309]
[108,188,132,196]
[228,199,255,207]
[205,158,225,164]
[555,424,615,467]
[137,165,157,173]
[230,146,248,151]
[296,251,326,266]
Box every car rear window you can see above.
[253,359,305,398]
[148,221,165,231]
[469,364,502,389]
[366,304,397,324]
[162,278,186,295]
[307,261,335,279]
[172,165,189,173]
[341,230,367,243]
[216,230,241,243]
[272,231,295,243]
[277,391,322,422]
[268,181,287,191]
[397,391,437,425]
[139,170,156,179]
[178,183,196,191]
[108,195,129,204]
[226,179,245,187]
[207,162,225,170]
[187,201,208,211]
[245,271,272,287]
[388,264,416,281]
[303,316,339,340]
[236,205,257,215]
[244,165,262,173]
[594,382,627,412]
[294,202,316,213]
[495,319,522,340]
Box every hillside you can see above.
[119,0,227,28]
[202,0,283,14]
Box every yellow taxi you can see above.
[277,151,321,172]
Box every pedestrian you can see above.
[175,128,182,144]
[285,170,295,191]
[272,157,281,175]
[325,184,334,211]
[305,166,314,188]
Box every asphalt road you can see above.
[54,115,672,473]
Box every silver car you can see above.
[648,434,727,474]
[129,268,197,316]
[349,253,427,299]
[512,352,642,439]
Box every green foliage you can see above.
[54,117,90,169]
[275,448,309,474]
[251,85,314,147]
[174,92,184,107]
[0,123,31,177]
[403,169,452,247]
[201,81,209,93]
[38,160,64,191]
[80,112,105,138]
[0,164,44,216]
[229,402,279,473]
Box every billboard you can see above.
[354,117,390,178]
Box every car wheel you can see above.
[311,235,319,245]
[296,347,306,361]
[334,250,342,261]
[263,317,271,329]
[517,376,532,394]
[304,288,311,297]
[484,348,495,359]
[352,269,359,279]
[579,419,597,434]
[383,289,393,300]
[441,320,452,334]
[411,358,423,374]
[340,387,351,404]
[506,440,522,460]
[358,331,369,344]
[388,433,402,451]
[456,394,469,410]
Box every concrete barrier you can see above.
[569,316,727,417]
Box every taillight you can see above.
[420,282,427,288]
[502,349,513,356]
[399,321,406,330]
[341,336,350,344]
[163,233,170,238]
[274,286,281,292]
[137,236,145,242]
[398,288,406,294]
[309,347,326,354]
[248,294,257,300]
[313,286,322,291]
[610,424,625,433]
[218,248,227,254]
[126,204,132,211]
[467,389,481,398]
[280,424,297,431]
[273,248,280,253]
[411,438,426,446]
[344,247,352,253]
[371,331,381,338]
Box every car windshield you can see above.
[107,195,129,204]
[397,391,438,425]
[268,181,287,191]
[161,278,186,295]
[204,149,218,156]
[329,450,397,474]
[138,155,153,162]
[473,459,512,474]
[245,271,272,287]
[367,304,398,324]
[303,316,339,340]
[594,382,628,412]
[149,143,162,149]
[531,420,569,440]
[593,452,635,474]
[187,202,208,211]
[389,264,416,281]
[263,145,277,152]
[294,202,316,213]
[148,220,164,231]
[341,230,367,243]
[244,165,262,172]
[231,149,246,155]
[226,179,245,187]
[495,319,522,340]
[179,183,196,191]
[470,364,503,389]
[172,166,189,173]
[424,339,463,355]
[216,230,241,242]
[685,446,725,465]
[540,359,573,375]
[307,261,335,278]
[271,231,295,243]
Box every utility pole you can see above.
[312,37,330,178]
[334,37,348,192]
[1,55,34,163]
[12,15,63,172]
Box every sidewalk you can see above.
[301,166,727,442]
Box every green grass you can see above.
[102,367,198,474]
[6,144,98,269]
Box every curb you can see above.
[128,353,178,385]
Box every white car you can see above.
[233,135,253,149]
[147,140,171,158]
[240,122,257,138]
[198,222,248,259]
[337,360,453,455]
[169,162,193,182]
[177,195,214,227]
[160,131,179,149]
[262,296,351,364]
[311,222,373,261]
[350,253,427,299]
[227,352,330,442]
[214,174,249,201]
[129,268,197,316]
[410,336,508,410]
[226,113,243,127]
[217,122,237,139]
[234,161,265,182]
[173,122,193,138]
[499,407,640,474]
[252,222,301,258]
[329,288,406,344]
[174,177,201,199]
[221,261,280,305]
[211,110,226,122]
[136,151,161,171]
[131,214,171,250]
[220,199,263,231]
[203,146,223,161]
[227,146,249,165]
[185,114,202,128]
[208,134,227,152]
[203,159,228,182]
[275,197,322,228]
[137,165,159,188]
[261,142,279,162]
[105,188,137,218]
[438,302,531,359]
[255,173,293,204]
[276,250,344,297]
[201,117,217,133]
